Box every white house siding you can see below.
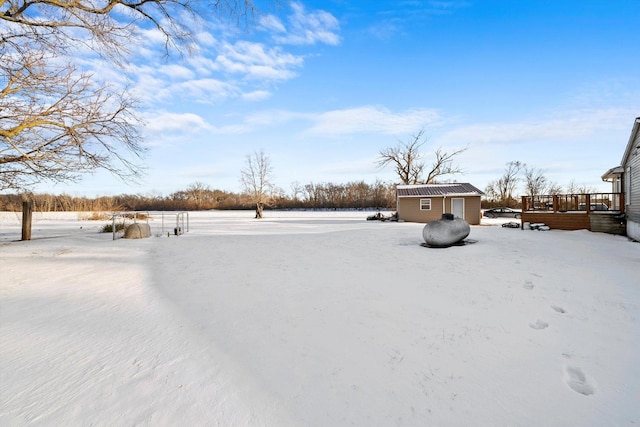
[624,119,640,241]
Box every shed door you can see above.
[451,198,464,219]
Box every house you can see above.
[602,117,640,241]
[396,183,485,225]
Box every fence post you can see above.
[21,201,32,241]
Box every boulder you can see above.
[124,223,151,239]
[422,214,470,247]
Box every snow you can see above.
[1,210,639,426]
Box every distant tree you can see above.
[523,166,549,198]
[290,181,304,202]
[303,182,320,208]
[240,150,273,219]
[185,182,215,209]
[377,129,468,184]
[485,161,523,207]
[566,180,597,194]
[546,182,563,196]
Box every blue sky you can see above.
[40,0,640,197]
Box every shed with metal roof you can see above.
[396,183,485,224]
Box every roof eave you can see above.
[601,166,624,181]
[621,117,640,165]
[397,192,483,197]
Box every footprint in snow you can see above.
[529,320,549,330]
[565,366,595,396]
[551,305,566,314]
[523,280,535,290]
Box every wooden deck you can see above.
[521,194,626,235]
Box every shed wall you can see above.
[397,196,481,224]
[397,197,444,223]
[464,197,482,225]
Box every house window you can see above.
[420,199,431,210]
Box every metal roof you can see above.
[396,183,485,197]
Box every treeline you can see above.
[0,180,397,212]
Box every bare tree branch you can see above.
[377,128,468,184]
[523,165,562,197]
[1,50,144,190]
[1,0,262,191]
[377,129,426,185]
[424,146,469,184]
[484,161,523,207]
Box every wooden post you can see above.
[22,201,32,241]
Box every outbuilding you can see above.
[396,183,485,225]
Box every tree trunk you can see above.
[22,201,32,240]
[255,202,263,219]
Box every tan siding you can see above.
[462,197,482,225]
[397,197,443,223]
[398,196,482,224]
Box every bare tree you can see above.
[185,182,214,209]
[1,0,260,191]
[377,130,425,185]
[485,161,523,207]
[546,182,563,196]
[1,51,142,190]
[523,166,548,198]
[240,150,273,219]
[566,180,597,194]
[290,181,303,202]
[377,129,467,184]
[424,146,469,184]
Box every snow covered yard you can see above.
[1,211,639,426]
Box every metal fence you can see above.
[110,211,189,240]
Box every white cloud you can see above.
[158,64,196,80]
[243,109,304,126]
[304,106,442,136]
[271,2,341,46]
[144,112,212,135]
[134,27,171,49]
[215,41,303,80]
[259,14,287,33]
[174,78,240,102]
[197,106,443,137]
[194,31,217,47]
[242,90,272,101]
[437,108,636,146]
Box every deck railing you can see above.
[522,193,624,214]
